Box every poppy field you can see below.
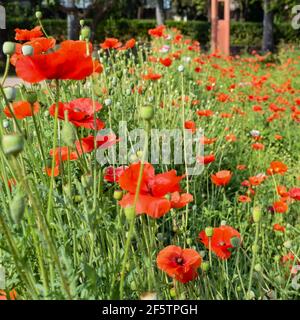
[0,22,300,300]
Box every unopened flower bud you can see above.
[3,87,16,102]
[35,11,42,19]
[22,45,34,56]
[10,191,26,224]
[80,19,85,27]
[254,263,262,272]
[26,91,38,104]
[205,226,214,237]
[81,26,91,40]
[113,190,123,200]
[3,42,16,55]
[2,134,24,156]
[230,236,241,248]
[252,244,259,254]
[201,261,210,272]
[124,206,135,221]
[253,206,262,223]
[62,121,76,146]
[140,105,154,120]
[170,287,176,298]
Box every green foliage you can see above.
[5,18,300,47]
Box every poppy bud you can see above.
[140,105,154,120]
[80,19,85,27]
[35,11,42,19]
[124,206,135,221]
[170,287,176,298]
[130,281,137,291]
[10,191,26,224]
[26,91,38,104]
[254,263,262,272]
[253,206,262,223]
[136,150,143,158]
[178,65,184,72]
[3,119,10,129]
[74,195,82,203]
[62,121,76,146]
[113,190,123,200]
[81,174,93,188]
[3,42,16,55]
[205,226,213,237]
[252,244,259,254]
[283,240,292,249]
[22,45,34,56]
[246,291,255,300]
[81,26,91,40]
[2,134,24,156]
[230,236,241,248]
[201,261,210,272]
[3,87,16,102]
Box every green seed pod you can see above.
[22,45,34,56]
[35,11,42,19]
[3,42,16,55]
[2,135,24,156]
[81,26,91,40]
[201,261,210,272]
[124,206,135,221]
[10,191,26,224]
[230,236,241,248]
[26,91,38,104]
[3,87,16,102]
[140,105,154,120]
[170,287,176,298]
[205,226,214,237]
[253,206,262,223]
[113,190,123,200]
[61,121,76,146]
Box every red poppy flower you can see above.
[238,195,251,203]
[236,164,247,170]
[0,289,17,300]
[184,120,196,133]
[160,57,172,67]
[272,200,288,213]
[118,163,192,218]
[100,38,122,50]
[197,109,214,117]
[104,166,128,183]
[75,133,118,156]
[199,225,241,260]
[118,38,136,50]
[4,101,39,119]
[211,170,232,186]
[266,161,288,175]
[142,72,162,81]
[197,154,215,165]
[15,26,43,41]
[226,134,237,142]
[49,98,104,130]
[248,174,267,186]
[252,142,265,150]
[170,192,194,209]
[16,40,94,83]
[273,223,285,233]
[148,25,165,38]
[156,245,201,283]
[289,187,300,201]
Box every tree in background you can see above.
[156,0,165,25]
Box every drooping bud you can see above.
[3,42,16,55]
[2,134,24,156]
[140,105,154,120]
[201,261,210,272]
[205,226,214,237]
[22,45,34,56]
[3,87,16,102]
[10,191,26,224]
[61,121,76,146]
